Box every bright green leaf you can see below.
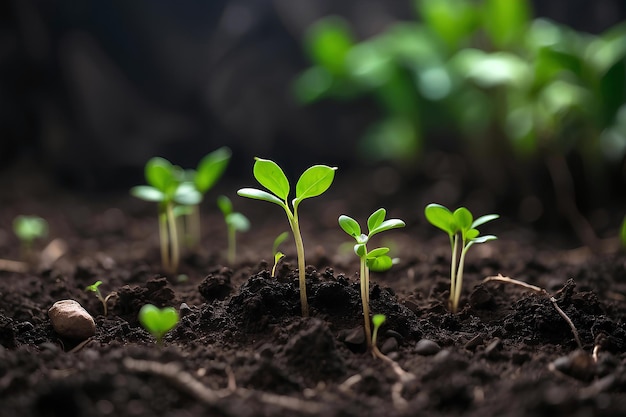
[13,215,48,242]
[471,235,498,244]
[367,247,390,258]
[217,195,233,216]
[138,304,179,341]
[226,212,250,232]
[253,158,290,201]
[305,16,354,76]
[174,183,202,206]
[339,215,361,237]
[131,186,166,202]
[472,214,499,228]
[354,243,367,258]
[424,203,456,235]
[372,314,386,328]
[295,165,337,202]
[367,208,386,233]
[366,254,393,272]
[195,147,231,193]
[272,232,289,256]
[466,228,479,240]
[369,219,406,237]
[145,157,176,193]
[453,207,473,231]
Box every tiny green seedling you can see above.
[138,304,180,345]
[425,203,498,313]
[238,158,337,316]
[371,314,386,350]
[339,208,405,349]
[85,280,116,316]
[620,215,626,249]
[217,195,250,265]
[271,231,289,277]
[13,215,48,261]
[131,157,202,273]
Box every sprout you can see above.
[85,280,117,317]
[371,314,386,349]
[424,203,498,313]
[339,208,405,349]
[217,195,250,265]
[271,231,289,278]
[238,158,337,316]
[138,304,180,345]
[13,215,48,261]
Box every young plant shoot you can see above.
[371,314,386,351]
[138,304,180,345]
[338,208,405,349]
[85,280,116,317]
[424,203,499,313]
[271,231,289,277]
[131,157,201,273]
[217,195,250,265]
[13,215,48,261]
[238,158,337,316]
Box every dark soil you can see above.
[1,170,626,417]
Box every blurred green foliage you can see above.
[294,0,626,168]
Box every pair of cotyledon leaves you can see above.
[424,203,498,245]
[237,158,337,210]
[139,304,179,342]
[339,208,406,272]
[131,147,231,206]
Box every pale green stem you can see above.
[449,234,459,311]
[453,245,469,313]
[287,207,309,317]
[166,202,180,273]
[188,204,201,249]
[227,225,236,265]
[158,210,171,272]
[360,252,372,349]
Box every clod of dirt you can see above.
[48,300,95,340]
[198,269,233,301]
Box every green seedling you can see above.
[13,215,48,261]
[371,314,386,350]
[181,147,232,249]
[271,231,289,277]
[217,195,250,265]
[425,203,499,313]
[238,158,337,316]
[131,157,201,273]
[339,208,405,349]
[138,304,180,345]
[85,280,116,316]
[620,215,626,249]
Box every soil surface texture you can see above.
[1,170,626,417]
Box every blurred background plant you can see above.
[293,0,626,250]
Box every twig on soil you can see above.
[123,358,324,414]
[482,274,582,349]
[0,258,29,273]
[372,346,415,410]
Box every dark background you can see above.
[1,0,625,190]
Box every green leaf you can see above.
[471,235,498,244]
[425,203,455,235]
[453,207,473,232]
[226,212,250,232]
[238,188,286,207]
[138,304,179,341]
[272,232,289,255]
[369,219,406,237]
[131,185,165,202]
[13,215,48,242]
[217,195,233,216]
[295,165,337,202]
[274,251,285,264]
[367,247,390,258]
[85,280,102,292]
[195,147,231,193]
[367,208,386,233]
[339,215,361,238]
[305,16,354,76]
[253,158,290,201]
[483,0,530,49]
[372,314,386,328]
[466,228,480,240]
[174,183,202,206]
[366,254,393,272]
[145,157,176,194]
[472,214,499,228]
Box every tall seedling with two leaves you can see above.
[238,158,337,316]
[425,204,498,313]
[131,158,201,273]
[339,209,405,349]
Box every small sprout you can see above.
[138,304,180,345]
[620,215,626,249]
[13,215,48,261]
[238,158,337,316]
[339,208,405,349]
[371,314,386,349]
[271,231,289,277]
[85,280,117,317]
[217,195,250,265]
[425,203,498,313]
[131,157,202,273]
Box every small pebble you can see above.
[415,339,441,356]
[380,337,398,354]
[550,350,595,381]
[48,300,96,340]
[385,330,404,342]
[179,302,192,317]
[344,327,365,345]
